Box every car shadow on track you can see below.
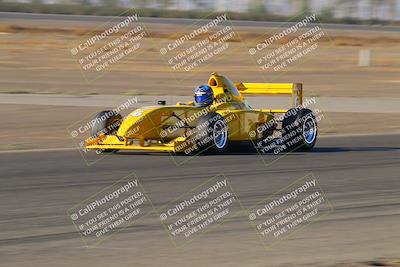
[308,146,400,153]
[115,146,399,156]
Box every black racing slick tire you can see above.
[195,113,229,154]
[282,108,317,151]
[91,110,122,153]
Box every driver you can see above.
[194,85,214,107]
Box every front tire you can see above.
[195,113,229,154]
[91,110,122,153]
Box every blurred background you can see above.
[0,3,400,267]
[1,0,400,23]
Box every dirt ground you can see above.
[0,19,399,97]
[0,17,399,149]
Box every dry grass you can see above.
[1,23,400,46]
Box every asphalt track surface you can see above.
[1,12,400,32]
[0,134,399,266]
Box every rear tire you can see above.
[91,110,122,153]
[195,113,229,154]
[282,108,317,151]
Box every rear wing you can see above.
[234,82,303,108]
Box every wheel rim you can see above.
[108,117,121,135]
[213,120,228,149]
[302,116,317,144]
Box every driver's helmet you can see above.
[194,85,214,107]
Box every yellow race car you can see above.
[85,72,317,154]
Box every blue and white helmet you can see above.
[194,85,214,107]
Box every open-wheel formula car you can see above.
[85,72,317,154]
